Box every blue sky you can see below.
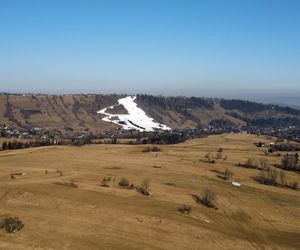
[0,0,299,102]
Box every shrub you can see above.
[279,171,286,186]
[57,169,63,176]
[101,176,111,187]
[143,146,161,152]
[291,182,298,190]
[223,168,233,180]
[216,151,223,159]
[118,178,130,188]
[195,188,217,209]
[257,167,279,186]
[216,148,223,159]
[0,217,24,233]
[143,146,151,152]
[55,181,79,188]
[151,146,160,152]
[259,159,269,170]
[204,153,215,164]
[281,154,298,171]
[178,205,192,214]
[274,142,300,151]
[243,158,257,168]
[137,179,151,196]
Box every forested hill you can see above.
[136,94,300,129]
[1,93,300,134]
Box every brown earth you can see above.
[0,133,299,249]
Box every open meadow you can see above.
[0,133,299,250]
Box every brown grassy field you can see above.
[0,133,299,249]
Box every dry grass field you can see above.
[0,133,299,249]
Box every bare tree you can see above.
[196,188,217,208]
[137,178,151,196]
[279,171,286,186]
[244,158,257,168]
[259,158,269,170]
[281,154,297,171]
[223,168,233,180]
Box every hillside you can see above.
[1,93,300,134]
[0,134,299,249]
[136,94,300,129]
[0,94,122,134]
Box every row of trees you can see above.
[220,99,300,116]
[0,133,185,151]
[281,154,299,171]
[237,156,299,189]
[274,143,300,151]
[146,132,185,144]
[239,154,299,172]
[1,139,60,150]
[137,94,214,110]
[256,166,298,190]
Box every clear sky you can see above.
[0,0,299,103]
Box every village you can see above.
[1,121,299,151]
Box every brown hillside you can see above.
[0,134,299,249]
[1,93,300,133]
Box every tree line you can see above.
[1,139,62,150]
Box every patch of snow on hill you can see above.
[97,96,171,132]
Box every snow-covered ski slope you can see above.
[97,96,171,132]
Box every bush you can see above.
[243,158,257,168]
[216,151,223,159]
[255,167,279,186]
[137,179,151,196]
[274,142,300,151]
[57,169,63,176]
[223,168,233,180]
[281,154,298,171]
[143,146,151,152]
[216,148,223,159]
[54,181,79,188]
[291,182,298,190]
[195,188,217,209]
[178,205,192,214]
[143,146,161,152]
[101,176,111,187]
[259,159,269,170]
[279,171,286,186]
[0,217,24,233]
[151,146,160,152]
[118,178,131,188]
[204,153,216,164]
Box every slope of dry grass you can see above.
[0,133,299,249]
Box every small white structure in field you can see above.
[231,181,241,187]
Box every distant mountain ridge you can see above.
[0,93,300,134]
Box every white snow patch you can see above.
[97,96,171,132]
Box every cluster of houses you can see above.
[1,122,299,143]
